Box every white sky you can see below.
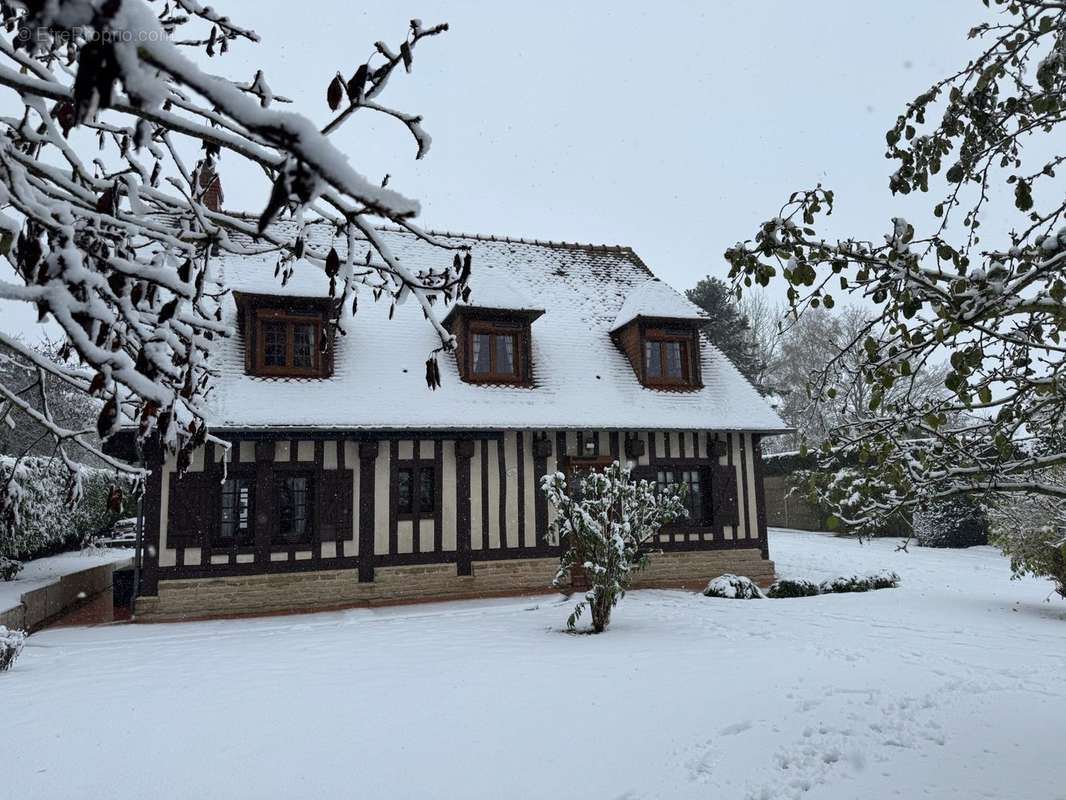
[2,0,993,341]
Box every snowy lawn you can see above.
[0,548,133,615]
[3,530,1064,800]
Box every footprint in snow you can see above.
[720,720,753,736]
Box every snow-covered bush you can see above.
[0,457,129,563]
[988,475,1066,600]
[866,570,901,590]
[992,525,1066,600]
[0,556,21,582]
[767,578,820,598]
[0,626,25,672]
[542,462,687,633]
[820,572,900,594]
[913,497,988,548]
[703,574,765,599]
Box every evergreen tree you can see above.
[685,277,762,385]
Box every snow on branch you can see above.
[0,2,468,532]
[726,1,1066,533]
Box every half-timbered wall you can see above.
[145,429,769,591]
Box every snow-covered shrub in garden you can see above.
[0,556,21,582]
[820,571,900,594]
[767,578,820,598]
[0,457,128,563]
[913,497,989,548]
[992,524,1066,600]
[0,626,26,672]
[542,462,687,633]
[988,475,1066,600]
[703,574,765,599]
[866,570,901,590]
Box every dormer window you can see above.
[610,279,707,391]
[643,328,693,386]
[257,311,322,376]
[469,320,522,382]
[234,292,334,379]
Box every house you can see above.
[126,224,788,621]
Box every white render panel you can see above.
[323,440,337,470]
[504,432,519,549]
[442,440,457,552]
[374,446,390,555]
[470,443,484,551]
[487,440,502,550]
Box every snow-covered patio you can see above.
[4,529,1064,800]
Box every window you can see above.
[254,311,321,376]
[219,476,254,544]
[467,321,522,382]
[656,468,709,525]
[277,474,313,544]
[644,335,691,385]
[396,464,437,517]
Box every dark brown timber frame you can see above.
[146,430,769,589]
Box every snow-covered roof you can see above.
[446,263,542,317]
[610,278,708,331]
[208,224,787,433]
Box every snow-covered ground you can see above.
[0,548,133,614]
[3,530,1064,800]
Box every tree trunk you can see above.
[590,589,613,633]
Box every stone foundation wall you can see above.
[135,549,774,622]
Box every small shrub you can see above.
[0,556,22,582]
[820,571,901,594]
[819,575,870,593]
[704,574,765,599]
[0,626,26,672]
[767,578,820,598]
[867,570,901,590]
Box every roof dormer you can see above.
[610,280,706,390]
[233,291,335,379]
[442,266,544,386]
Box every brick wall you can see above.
[135,548,775,621]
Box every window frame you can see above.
[253,308,323,378]
[394,459,441,521]
[216,472,256,548]
[273,470,315,546]
[642,328,694,387]
[653,466,711,527]
[466,319,524,383]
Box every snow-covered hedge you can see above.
[913,497,989,548]
[703,574,765,599]
[767,578,820,598]
[0,457,130,569]
[819,571,900,594]
[0,626,25,672]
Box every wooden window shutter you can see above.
[712,465,740,528]
[167,471,215,547]
[318,468,353,541]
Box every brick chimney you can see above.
[198,164,223,212]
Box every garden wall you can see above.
[0,559,130,632]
